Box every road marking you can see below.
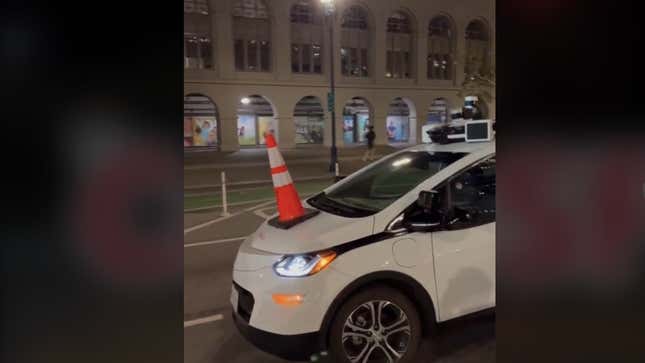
[184,198,274,213]
[184,199,274,235]
[253,206,274,219]
[184,236,247,248]
[184,314,224,328]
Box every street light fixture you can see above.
[321,0,337,173]
[241,97,251,105]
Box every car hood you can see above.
[248,202,374,255]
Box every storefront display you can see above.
[184,117,218,147]
[427,98,448,124]
[357,114,369,142]
[184,118,194,147]
[294,116,324,144]
[258,116,277,145]
[343,116,355,144]
[238,114,256,146]
[423,99,450,144]
[386,116,409,142]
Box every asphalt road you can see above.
[184,199,495,363]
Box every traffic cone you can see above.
[264,133,306,224]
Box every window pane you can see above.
[386,51,393,78]
[360,48,368,77]
[313,44,322,73]
[349,48,358,76]
[185,36,199,58]
[439,55,447,79]
[302,44,311,73]
[260,40,270,71]
[199,37,212,69]
[341,47,349,75]
[342,6,368,29]
[291,1,314,23]
[392,51,400,78]
[443,55,450,79]
[233,0,268,19]
[235,39,245,70]
[247,40,257,70]
[387,12,410,34]
[402,51,410,78]
[291,44,300,72]
[450,158,496,226]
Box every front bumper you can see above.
[232,310,320,361]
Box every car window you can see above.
[448,156,496,229]
[320,151,467,215]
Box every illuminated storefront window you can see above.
[294,96,324,144]
[237,95,277,146]
[184,94,218,148]
[342,97,371,144]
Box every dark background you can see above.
[1,1,183,363]
[2,0,644,362]
[497,0,645,362]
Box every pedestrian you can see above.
[362,125,376,161]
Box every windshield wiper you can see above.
[336,198,379,212]
[309,193,373,217]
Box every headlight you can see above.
[273,250,337,277]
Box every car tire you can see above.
[328,285,422,363]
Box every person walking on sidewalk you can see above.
[362,125,376,161]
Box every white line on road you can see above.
[184,236,247,248]
[184,199,275,235]
[184,198,274,213]
[184,314,224,328]
[253,207,273,219]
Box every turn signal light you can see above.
[272,294,304,307]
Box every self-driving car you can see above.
[231,139,495,362]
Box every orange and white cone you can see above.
[265,133,305,223]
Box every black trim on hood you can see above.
[333,230,409,256]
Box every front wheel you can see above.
[328,286,422,363]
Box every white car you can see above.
[232,140,495,362]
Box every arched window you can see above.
[233,0,271,72]
[184,94,218,148]
[465,20,490,78]
[427,16,453,80]
[294,96,324,144]
[386,98,414,144]
[290,1,323,74]
[386,11,414,79]
[184,0,213,69]
[342,97,372,144]
[237,95,277,146]
[340,5,370,77]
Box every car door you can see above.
[431,156,496,321]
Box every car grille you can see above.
[233,281,254,323]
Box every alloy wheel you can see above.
[341,300,412,363]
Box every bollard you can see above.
[221,171,230,216]
[335,162,339,177]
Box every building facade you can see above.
[184,0,495,151]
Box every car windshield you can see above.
[308,151,467,217]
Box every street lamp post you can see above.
[322,0,337,172]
